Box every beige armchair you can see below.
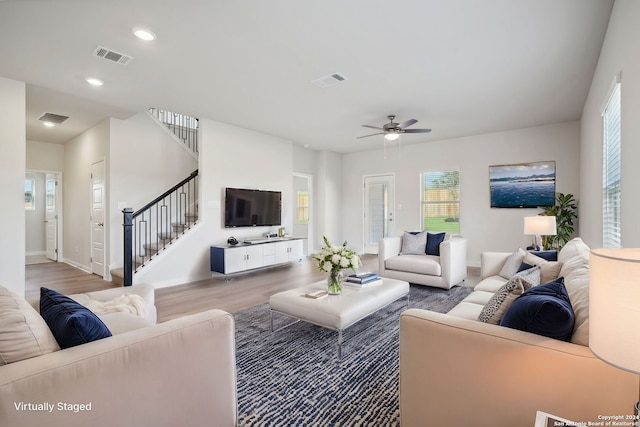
[378,235,467,289]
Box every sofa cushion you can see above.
[99,312,154,335]
[385,255,442,276]
[401,232,428,255]
[478,276,536,324]
[0,285,60,365]
[500,278,575,342]
[523,252,563,284]
[474,275,508,293]
[426,232,446,256]
[498,248,527,279]
[529,250,558,261]
[40,287,112,349]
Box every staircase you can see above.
[113,108,200,286]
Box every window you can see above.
[24,178,35,210]
[296,191,309,224]
[602,81,621,248]
[421,170,460,233]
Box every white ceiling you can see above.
[0,0,613,152]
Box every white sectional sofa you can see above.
[0,284,237,427]
[399,238,638,427]
[379,234,467,289]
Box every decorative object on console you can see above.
[524,215,557,250]
[489,161,556,208]
[227,236,238,246]
[313,236,361,295]
[590,248,640,412]
[538,193,578,250]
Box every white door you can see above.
[45,173,58,261]
[91,161,105,277]
[364,175,395,254]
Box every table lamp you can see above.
[523,216,556,251]
[590,248,640,412]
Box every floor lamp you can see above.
[590,248,640,413]
[523,216,556,251]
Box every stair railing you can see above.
[148,108,199,155]
[122,170,199,286]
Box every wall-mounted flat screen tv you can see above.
[224,187,282,227]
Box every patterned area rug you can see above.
[234,284,472,427]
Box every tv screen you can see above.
[224,188,282,227]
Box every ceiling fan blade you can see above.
[357,132,384,139]
[399,119,418,129]
[362,125,384,130]
[403,128,431,134]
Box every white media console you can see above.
[210,238,304,275]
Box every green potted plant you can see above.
[539,193,578,250]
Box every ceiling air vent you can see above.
[311,73,348,88]
[93,46,134,65]
[38,112,70,124]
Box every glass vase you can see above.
[327,270,344,295]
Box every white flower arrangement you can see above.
[314,236,361,274]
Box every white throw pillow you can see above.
[0,285,60,365]
[498,248,527,279]
[400,232,427,255]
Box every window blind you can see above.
[602,83,621,248]
[422,170,460,233]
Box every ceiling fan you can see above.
[358,115,431,141]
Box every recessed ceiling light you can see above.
[42,121,55,127]
[133,28,156,41]
[86,77,104,86]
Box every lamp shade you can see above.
[523,216,557,235]
[590,248,640,374]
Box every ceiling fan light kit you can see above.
[358,115,431,157]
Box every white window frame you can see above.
[602,78,621,248]
[25,178,35,210]
[421,170,460,234]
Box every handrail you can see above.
[133,170,198,217]
[123,169,199,286]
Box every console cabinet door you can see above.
[224,247,249,274]
[274,241,290,264]
[288,239,304,261]
[245,245,264,270]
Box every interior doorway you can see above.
[292,173,313,256]
[363,174,395,254]
[25,170,62,265]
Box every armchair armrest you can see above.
[379,237,402,274]
[438,236,467,286]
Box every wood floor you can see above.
[26,256,480,323]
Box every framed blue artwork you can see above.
[489,161,556,208]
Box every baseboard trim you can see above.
[61,258,91,274]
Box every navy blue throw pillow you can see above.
[425,232,446,256]
[500,277,575,342]
[517,262,534,273]
[529,250,558,262]
[40,287,112,349]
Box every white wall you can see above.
[580,0,640,248]
[0,77,26,295]
[342,121,581,266]
[26,140,64,172]
[316,151,343,247]
[134,118,294,288]
[63,119,109,272]
[109,112,198,271]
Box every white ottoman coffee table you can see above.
[269,277,410,359]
